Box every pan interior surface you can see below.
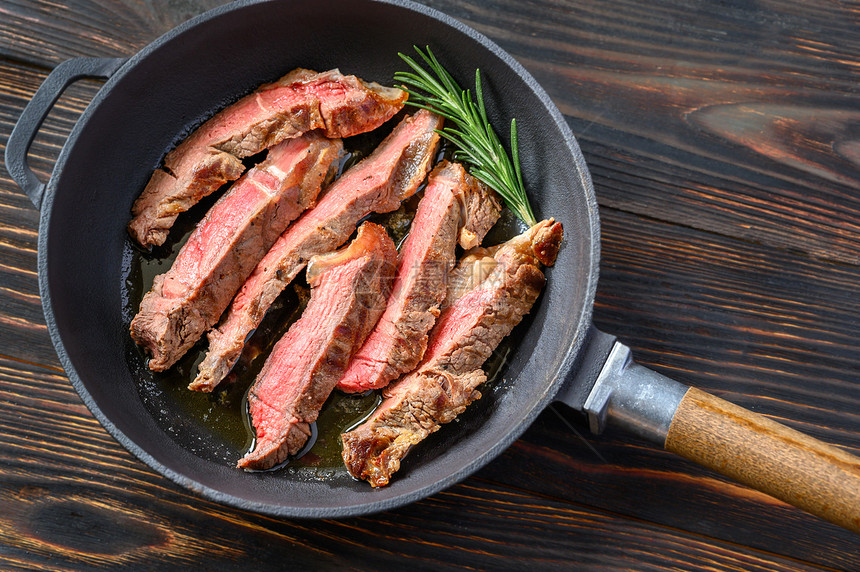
[39,0,598,517]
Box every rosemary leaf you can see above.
[395,46,537,226]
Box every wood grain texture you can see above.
[0,0,232,66]
[477,208,860,569]
[0,59,100,366]
[0,361,837,571]
[428,0,860,265]
[1,0,860,569]
[666,387,860,534]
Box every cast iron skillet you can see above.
[6,0,600,517]
[9,0,860,527]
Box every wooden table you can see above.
[2,0,859,569]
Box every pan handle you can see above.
[559,337,860,534]
[5,57,126,210]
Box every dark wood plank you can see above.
[0,353,837,570]
[0,0,231,66]
[424,0,860,265]
[595,207,860,441]
[4,0,859,262]
[2,0,859,569]
[0,193,855,569]
[1,477,834,571]
[477,207,860,567]
[0,59,104,367]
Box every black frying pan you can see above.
[6,0,859,528]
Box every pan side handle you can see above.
[5,57,126,210]
[582,341,860,534]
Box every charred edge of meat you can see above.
[341,368,486,487]
[128,152,246,248]
[453,166,503,250]
[340,219,564,486]
[532,219,563,267]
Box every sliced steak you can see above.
[341,219,564,487]
[239,222,396,470]
[131,132,342,373]
[337,161,501,394]
[193,109,444,392]
[128,68,407,248]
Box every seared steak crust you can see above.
[239,222,396,470]
[337,161,501,393]
[131,133,342,373]
[128,68,406,248]
[341,219,563,487]
[193,109,444,392]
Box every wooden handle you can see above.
[665,387,860,533]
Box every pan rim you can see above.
[36,0,601,518]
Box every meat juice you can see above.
[123,130,520,476]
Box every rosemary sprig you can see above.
[395,46,537,226]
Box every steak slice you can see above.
[131,132,343,373]
[128,68,407,248]
[341,219,564,487]
[239,222,396,470]
[337,161,501,394]
[192,109,443,392]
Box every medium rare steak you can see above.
[341,219,563,487]
[128,68,407,248]
[337,161,501,394]
[192,109,443,392]
[131,132,342,373]
[239,222,396,470]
